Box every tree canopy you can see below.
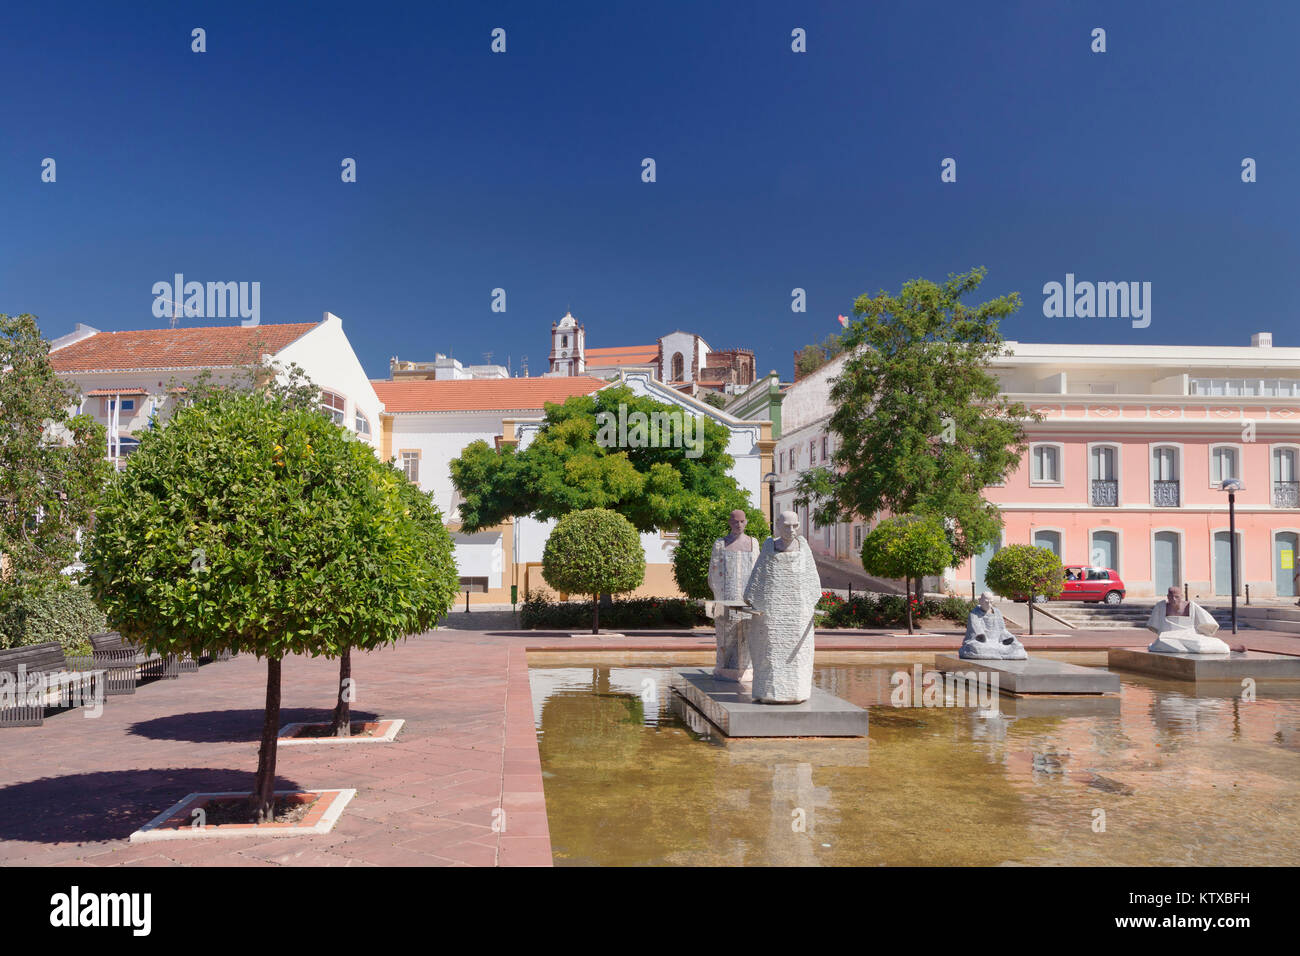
[794,268,1037,562]
[983,544,1064,634]
[0,313,113,605]
[451,385,739,533]
[859,514,954,633]
[541,508,646,633]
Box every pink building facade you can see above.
[773,333,1300,603]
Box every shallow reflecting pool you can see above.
[530,655,1300,866]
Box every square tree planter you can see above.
[277,718,405,745]
[129,789,356,842]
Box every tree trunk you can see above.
[330,648,352,737]
[592,594,600,635]
[250,656,282,823]
[905,575,914,634]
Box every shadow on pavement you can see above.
[0,768,305,844]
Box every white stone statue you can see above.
[960,591,1026,660]
[1145,587,1230,655]
[741,511,822,704]
[707,509,759,682]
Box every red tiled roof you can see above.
[372,377,607,413]
[83,387,149,396]
[49,322,321,372]
[584,345,659,366]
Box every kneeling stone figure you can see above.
[959,591,1026,660]
[1146,587,1230,655]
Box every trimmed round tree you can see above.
[541,508,645,633]
[983,543,1064,635]
[671,496,769,600]
[859,514,954,634]
[84,389,456,820]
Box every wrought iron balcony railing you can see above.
[1153,480,1180,507]
[1090,479,1118,507]
[1275,480,1300,509]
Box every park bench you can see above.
[88,631,206,693]
[0,642,104,727]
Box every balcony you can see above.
[1090,479,1118,507]
[1275,481,1300,509]
[1153,480,1180,507]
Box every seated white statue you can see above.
[960,591,1026,660]
[1145,587,1230,655]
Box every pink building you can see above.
[774,333,1300,602]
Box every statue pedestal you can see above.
[934,655,1120,696]
[670,668,868,738]
[1108,647,1300,682]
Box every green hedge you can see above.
[0,578,106,655]
[815,591,973,629]
[520,590,706,630]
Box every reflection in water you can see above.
[531,662,1300,866]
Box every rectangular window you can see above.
[401,450,420,483]
[821,436,828,460]
[1211,447,1238,485]
[458,576,489,593]
[779,450,785,472]
[809,440,817,464]
[853,525,862,549]
[1031,445,1060,483]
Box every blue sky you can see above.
[2,1,1295,380]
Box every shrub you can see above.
[520,589,705,630]
[813,591,972,629]
[671,497,769,600]
[0,578,106,655]
[541,509,646,633]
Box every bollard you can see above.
[1184,582,1189,603]
[971,581,976,601]
[465,589,470,613]
[1245,583,1250,605]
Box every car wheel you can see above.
[1104,590,1122,605]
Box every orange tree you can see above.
[84,388,457,820]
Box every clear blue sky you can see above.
[3,1,1295,380]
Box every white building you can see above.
[48,313,382,465]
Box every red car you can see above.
[1045,565,1126,604]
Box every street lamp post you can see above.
[1220,478,1244,634]
[763,472,778,529]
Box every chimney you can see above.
[1252,332,1273,348]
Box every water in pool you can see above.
[529,656,1300,866]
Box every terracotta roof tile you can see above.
[372,377,607,413]
[585,345,659,366]
[49,322,321,372]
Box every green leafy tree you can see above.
[859,514,954,633]
[451,385,740,534]
[983,544,1064,634]
[84,388,455,819]
[541,508,645,633]
[794,269,1038,564]
[703,391,728,409]
[0,314,113,611]
[671,497,769,599]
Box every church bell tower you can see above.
[548,311,585,375]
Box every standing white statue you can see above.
[742,510,822,704]
[707,509,759,682]
[960,591,1026,660]
[1145,586,1230,655]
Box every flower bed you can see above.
[815,591,973,629]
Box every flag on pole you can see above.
[837,314,849,329]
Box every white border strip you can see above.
[277,718,405,745]
[128,788,357,842]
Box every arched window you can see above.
[320,390,346,425]
[355,411,371,437]
[671,352,684,381]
